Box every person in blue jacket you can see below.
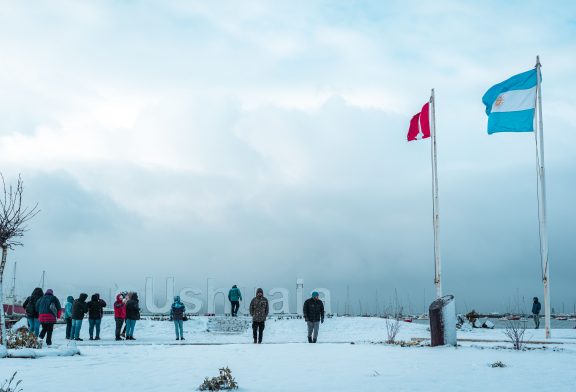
[170,296,186,340]
[228,285,242,317]
[64,296,74,339]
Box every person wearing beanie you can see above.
[64,296,74,339]
[303,291,325,343]
[170,295,186,340]
[228,285,242,317]
[249,288,269,344]
[35,289,62,346]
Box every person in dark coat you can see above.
[170,295,186,340]
[22,287,43,336]
[114,293,127,341]
[303,291,325,343]
[125,292,140,340]
[87,293,107,340]
[228,285,242,317]
[35,289,62,346]
[249,288,269,344]
[71,293,89,341]
[532,297,542,329]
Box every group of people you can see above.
[20,285,326,346]
[229,286,325,344]
[22,288,141,345]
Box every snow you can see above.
[6,345,80,358]
[0,316,575,391]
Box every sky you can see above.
[0,0,575,315]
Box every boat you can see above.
[3,261,26,322]
[3,303,25,316]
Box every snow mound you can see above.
[7,344,80,358]
[10,317,28,331]
[207,316,250,334]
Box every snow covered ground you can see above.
[1,316,575,391]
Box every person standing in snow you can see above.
[249,288,269,344]
[170,295,186,340]
[35,289,62,346]
[120,291,130,337]
[71,293,89,341]
[114,293,127,341]
[22,287,43,337]
[532,297,542,329]
[228,285,242,317]
[303,291,325,343]
[87,293,107,340]
[64,295,74,339]
[125,292,140,340]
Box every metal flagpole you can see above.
[534,55,550,338]
[430,88,442,299]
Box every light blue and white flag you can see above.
[482,69,538,134]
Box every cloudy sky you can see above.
[0,0,574,314]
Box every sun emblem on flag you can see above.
[495,95,504,107]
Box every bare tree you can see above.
[384,311,402,344]
[384,292,403,344]
[503,319,527,350]
[0,174,39,345]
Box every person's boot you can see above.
[75,337,83,341]
[176,337,180,340]
[308,336,312,343]
[89,337,94,340]
[115,337,122,341]
[312,338,317,343]
[253,338,257,344]
[181,337,185,340]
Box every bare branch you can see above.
[384,299,403,344]
[0,174,40,249]
[503,319,527,350]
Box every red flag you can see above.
[407,102,430,141]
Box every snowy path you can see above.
[1,317,575,391]
[2,342,576,391]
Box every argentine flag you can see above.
[482,69,538,134]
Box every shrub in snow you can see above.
[6,328,42,349]
[503,319,527,350]
[384,300,403,344]
[198,367,238,391]
[490,361,506,368]
[384,316,401,344]
[0,372,22,392]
